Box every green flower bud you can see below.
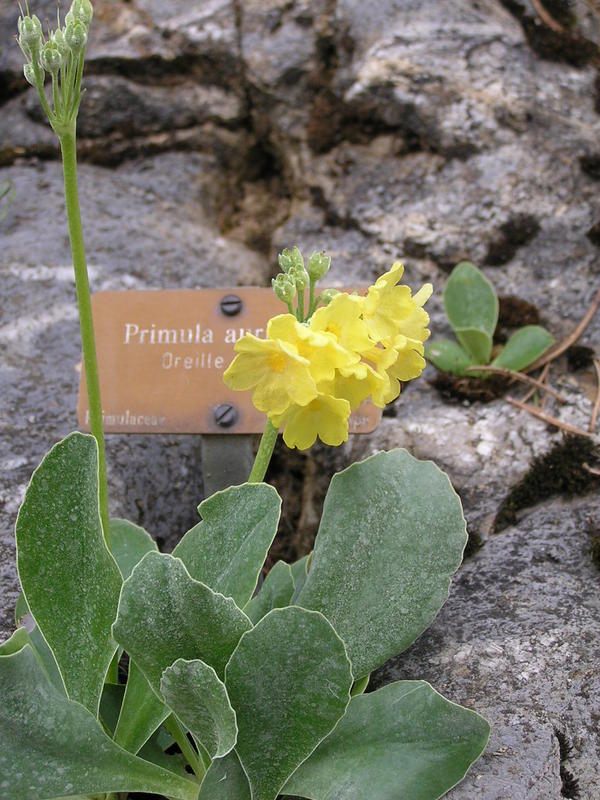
[52,28,70,60]
[65,20,88,53]
[317,288,339,307]
[307,250,331,281]
[23,62,41,87]
[272,273,297,305]
[278,248,293,273]
[288,263,309,292]
[18,14,43,55]
[40,41,64,75]
[69,0,93,28]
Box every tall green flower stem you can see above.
[60,127,110,544]
[248,420,279,483]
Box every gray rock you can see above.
[372,495,600,799]
[1,0,600,796]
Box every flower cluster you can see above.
[224,253,432,450]
[17,0,93,134]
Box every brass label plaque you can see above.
[78,288,382,435]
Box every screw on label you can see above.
[214,403,238,428]
[219,294,243,316]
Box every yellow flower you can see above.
[320,361,385,410]
[270,394,351,450]
[223,331,317,414]
[363,262,432,344]
[309,293,372,355]
[269,313,358,382]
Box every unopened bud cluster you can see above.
[17,0,93,132]
[272,246,333,322]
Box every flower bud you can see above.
[23,62,41,87]
[278,248,293,273]
[317,288,339,307]
[272,273,297,305]
[18,14,43,55]
[307,250,331,281]
[52,28,70,60]
[40,41,64,75]
[69,0,93,27]
[288,263,309,292]
[65,20,88,53]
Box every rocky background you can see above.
[1,1,600,797]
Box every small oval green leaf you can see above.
[444,261,498,339]
[425,339,475,375]
[491,325,554,372]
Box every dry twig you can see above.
[590,359,600,433]
[526,287,600,373]
[531,0,565,32]
[506,396,593,437]
[465,365,567,402]
[583,463,600,477]
[521,363,550,404]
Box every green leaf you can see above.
[491,325,554,372]
[174,483,281,608]
[297,449,467,679]
[245,560,295,624]
[455,326,493,364]
[16,432,122,714]
[199,750,250,800]
[444,261,498,341]
[99,682,125,734]
[109,517,158,579]
[112,551,252,692]
[14,593,64,692]
[161,658,237,759]
[425,339,475,375]
[114,660,169,754]
[284,681,490,800]
[351,673,370,696]
[0,626,29,655]
[225,606,353,800]
[0,644,200,800]
[290,553,311,602]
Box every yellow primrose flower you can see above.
[268,313,358,383]
[270,393,351,450]
[320,361,385,410]
[223,332,317,414]
[309,292,372,356]
[363,262,432,344]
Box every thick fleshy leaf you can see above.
[161,658,237,759]
[245,560,295,624]
[14,594,64,692]
[491,324,554,371]
[198,750,250,800]
[109,518,158,579]
[173,483,281,608]
[284,681,490,800]
[455,326,493,364]
[297,449,467,679]
[290,553,310,603]
[114,660,169,754]
[444,261,498,340]
[225,607,353,800]
[424,339,475,375]
[113,551,252,692]
[0,644,199,800]
[16,432,122,714]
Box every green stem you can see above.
[308,277,316,317]
[59,129,110,545]
[164,715,205,780]
[248,419,279,483]
[297,286,305,321]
